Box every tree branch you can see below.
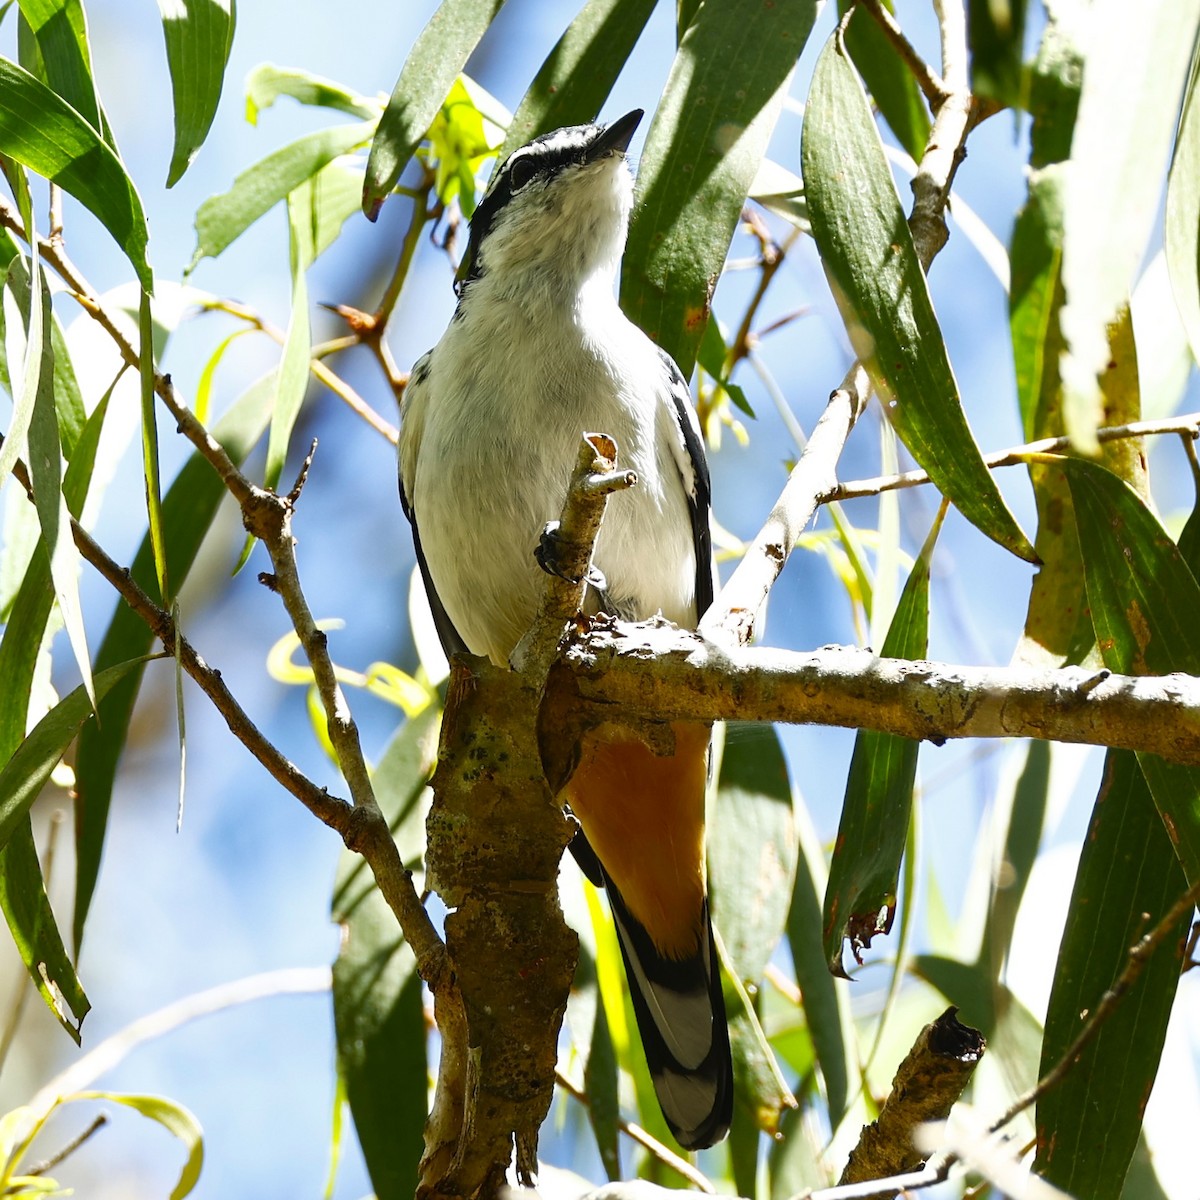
[855,0,949,110]
[556,621,1200,766]
[828,413,1200,501]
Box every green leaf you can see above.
[15,0,108,139]
[500,0,656,159]
[138,290,168,600]
[332,708,437,1200]
[836,0,930,161]
[710,724,795,986]
[787,809,851,1123]
[158,0,236,187]
[977,739,1051,978]
[0,660,146,855]
[802,35,1035,562]
[362,0,506,218]
[4,234,94,707]
[75,1092,203,1199]
[262,180,315,493]
[1057,0,1200,450]
[621,0,820,378]
[1064,458,1200,887]
[72,377,273,953]
[967,0,1029,106]
[719,932,796,1137]
[822,505,941,976]
[189,121,372,268]
[1166,45,1200,369]
[1034,752,1189,1200]
[0,57,151,289]
[696,317,754,418]
[0,659,143,1042]
[0,821,88,1042]
[245,63,379,124]
[1027,5,1084,171]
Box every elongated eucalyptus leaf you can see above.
[189,121,372,267]
[77,1091,203,1199]
[261,180,314,493]
[245,64,379,124]
[710,723,795,986]
[138,291,167,599]
[332,707,437,1200]
[501,0,656,158]
[822,506,941,976]
[0,660,146,855]
[1034,751,1189,1199]
[803,36,1034,562]
[1064,459,1200,888]
[836,0,929,161]
[15,0,108,138]
[0,659,143,1041]
[786,806,851,1123]
[967,0,1028,106]
[1166,49,1200,369]
[362,0,506,217]
[621,0,819,378]
[1058,0,1200,449]
[72,378,273,952]
[0,57,150,288]
[158,0,236,187]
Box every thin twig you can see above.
[856,0,948,109]
[26,1114,108,1175]
[827,413,1200,501]
[204,297,399,444]
[988,878,1200,1136]
[47,183,63,248]
[553,1069,716,1194]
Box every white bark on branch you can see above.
[555,620,1200,765]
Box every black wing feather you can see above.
[657,346,713,618]
[398,473,469,659]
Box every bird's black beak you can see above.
[586,109,644,162]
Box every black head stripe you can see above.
[460,122,605,286]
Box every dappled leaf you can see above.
[1166,49,1200,369]
[501,0,656,158]
[837,0,929,161]
[363,0,506,217]
[622,0,820,378]
[822,506,940,975]
[967,0,1029,106]
[802,35,1034,562]
[710,724,794,985]
[1057,1,1200,449]
[1065,458,1200,889]
[1034,752,1189,1200]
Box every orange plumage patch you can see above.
[565,721,711,960]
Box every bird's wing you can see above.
[656,346,714,618]
[398,353,469,659]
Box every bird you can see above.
[398,108,732,1151]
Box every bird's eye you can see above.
[508,156,538,190]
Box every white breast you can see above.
[402,278,698,666]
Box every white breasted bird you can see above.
[398,109,732,1150]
